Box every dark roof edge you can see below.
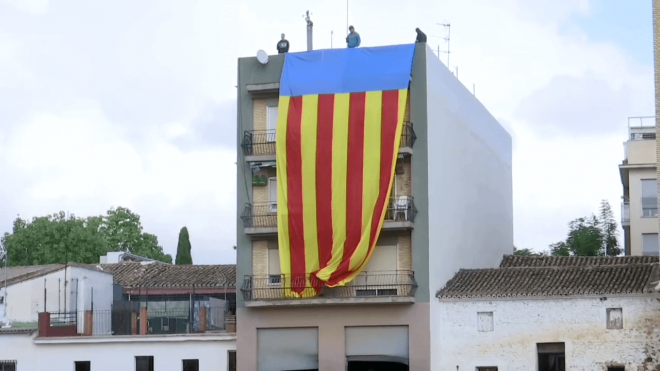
[3,263,109,287]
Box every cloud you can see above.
[515,74,633,137]
[2,0,48,14]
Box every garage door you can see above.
[345,326,409,363]
[257,328,318,371]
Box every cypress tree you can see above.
[175,227,193,265]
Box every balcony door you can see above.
[354,244,398,296]
[267,106,278,142]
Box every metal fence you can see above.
[241,270,417,301]
[400,121,416,148]
[50,312,77,327]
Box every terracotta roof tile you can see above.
[99,262,236,289]
[438,257,659,299]
[500,255,659,268]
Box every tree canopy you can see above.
[1,207,172,266]
[547,200,621,257]
[175,226,193,265]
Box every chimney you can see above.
[305,10,313,51]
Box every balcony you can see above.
[621,201,630,227]
[241,270,417,307]
[241,196,417,235]
[241,122,417,161]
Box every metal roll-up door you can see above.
[257,327,318,371]
[345,326,409,364]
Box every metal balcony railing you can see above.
[241,196,417,229]
[241,270,417,301]
[241,122,417,157]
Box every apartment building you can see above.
[236,43,512,371]
[620,117,659,256]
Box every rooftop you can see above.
[0,263,107,287]
[438,255,660,299]
[99,262,236,290]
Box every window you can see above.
[642,234,659,256]
[268,177,277,213]
[641,179,658,217]
[477,368,498,371]
[268,246,281,285]
[537,343,565,371]
[228,351,237,371]
[0,361,16,371]
[607,367,625,371]
[136,356,154,371]
[477,312,494,332]
[75,361,91,371]
[267,106,278,141]
[607,308,623,330]
[182,359,198,371]
[354,245,398,296]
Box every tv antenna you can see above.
[437,23,451,67]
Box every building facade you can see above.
[437,255,660,370]
[236,43,513,371]
[620,116,658,256]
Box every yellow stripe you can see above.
[275,96,294,295]
[315,93,350,281]
[336,88,408,286]
[301,95,320,276]
[348,91,382,271]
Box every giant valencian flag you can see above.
[276,44,416,297]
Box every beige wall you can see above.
[237,303,430,371]
[628,167,659,255]
[628,139,656,165]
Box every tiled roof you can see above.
[438,256,659,299]
[500,255,659,268]
[99,262,236,289]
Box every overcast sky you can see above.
[0,0,654,263]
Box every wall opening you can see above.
[74,361,90,371]
[347,360,408,371]
[537,343,565,371]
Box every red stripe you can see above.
[315,94,335,272]
[368,90,400,251]
[286,96,306,294]
[327,92,366,285]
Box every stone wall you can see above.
[438,295,660,370]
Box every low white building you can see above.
[0,263,113,325]
[0,328,236,371]
[437,255,660,371]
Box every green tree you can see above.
[513,246,546,256]
[175,227,193,265]
[599,200,622,256]
[99,207,172,263]
[1,207,172,266]
[550,215,604,257]
[1,212,108,266]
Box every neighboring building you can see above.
[236,43,512,370]
[0,263,113,326]
[0,262,238,371]
[99,261,237,316]
[655,0,660,258]
[0,327,235,371]
[620,116,658,256]
[437,255,660,370]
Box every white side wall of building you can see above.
[3,267,113,323]
[438,295,660,370]
[0,333,236,371]
[424,45,514,370]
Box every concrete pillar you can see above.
[199,306,207,333]
[131,312,138,335]
[139,307,148,335]
[38,312,50,337]
[84,310,93,336]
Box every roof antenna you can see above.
[304,10,313,51]
[436,23,451,67]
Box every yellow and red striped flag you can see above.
[276,44,416,297]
